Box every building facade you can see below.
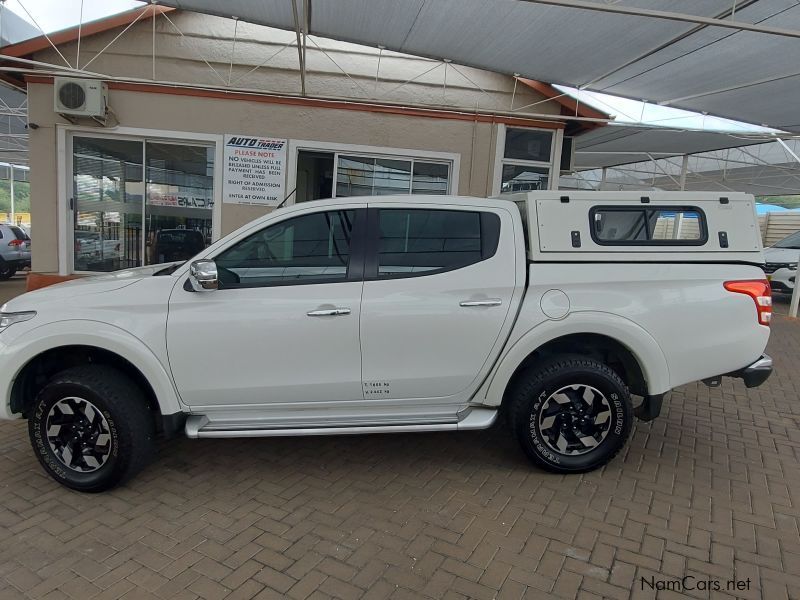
[1,7,604,275]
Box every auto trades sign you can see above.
[223,135,287,206]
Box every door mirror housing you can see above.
[189,259,218,291]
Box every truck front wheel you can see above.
[509,356,633,473]
[28,365,156,492]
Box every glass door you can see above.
[72,136,144,272]
[71,135,215,272]
[144,142,214,265]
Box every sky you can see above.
[5,0,772,134]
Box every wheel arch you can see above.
[477,313,671,407]
[1,320,184,421]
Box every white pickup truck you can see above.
[0,192,773,492]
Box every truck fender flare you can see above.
[478,311,671,405]
[0,319,183,418]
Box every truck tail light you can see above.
[724,280,772,326]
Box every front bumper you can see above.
[765,265,795,293]
[729,354,773,388]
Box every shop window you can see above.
[504,128,552,163]
[499,127,554,193]
[336,155,450,198]
[295,149,451,202]
[72,136,214,272]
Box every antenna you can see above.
[274,187,297,210]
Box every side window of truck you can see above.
[375,208,500,278]
[215,210,356,288]
[591,206,707,245]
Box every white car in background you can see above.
[763,231,800,294]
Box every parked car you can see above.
[0,223,31,280]
[74,231,121,265]
[150,229,205,264]
[0,192,772,491]
[763,230,800,293]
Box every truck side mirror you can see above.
[189,259,218,291]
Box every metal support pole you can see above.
[673,211,683,239]
[790,256,800,318]
[290,0,306,96]
[9,164,14,225]
[679,154,689,190]
[151,1,157,80]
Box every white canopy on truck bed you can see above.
[503,191,763,264]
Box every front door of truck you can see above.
[167,207,366,407]
[359,204,519,403]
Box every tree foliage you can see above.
[0,179,30,213]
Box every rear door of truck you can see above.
[358,200,525,406]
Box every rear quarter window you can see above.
[9,226,29,240]
[590,206,707,246]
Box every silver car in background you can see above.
[0,223,31,279]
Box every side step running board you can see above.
[184,408,498,439]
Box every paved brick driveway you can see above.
[1,303,799,599]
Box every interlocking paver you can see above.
[2,298,800,599]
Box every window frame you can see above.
[60,125,223,275]
[214,207,368,289]
[589,205,709,247]
[363,207,501,281]
[493,124,563,195]
[287,139,460,204]
[335,154,452,197]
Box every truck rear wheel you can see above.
[28,365,156,492]
[509,356,633,473]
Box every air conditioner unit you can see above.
[54,78,108,118]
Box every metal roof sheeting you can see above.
[573,125,779,170]
[158,0,800,131]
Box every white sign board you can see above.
[223,135,287,206]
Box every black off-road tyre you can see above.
[0,260,15,280]
[509,356,633,473]
[28,365,156,492]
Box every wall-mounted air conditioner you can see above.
[54,78,108,119]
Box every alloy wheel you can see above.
[45,397,112,472]
[537,384,612,456]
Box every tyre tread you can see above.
[29,365,155,492]
[509,355,632,473]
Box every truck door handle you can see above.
[307,307,351,316]
[459,299,502,307]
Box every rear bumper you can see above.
[729,354,773,388]
[3,258,30,269]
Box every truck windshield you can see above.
[773,231,800,249]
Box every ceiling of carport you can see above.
[157,0,800,132]
[573,124,780,170]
